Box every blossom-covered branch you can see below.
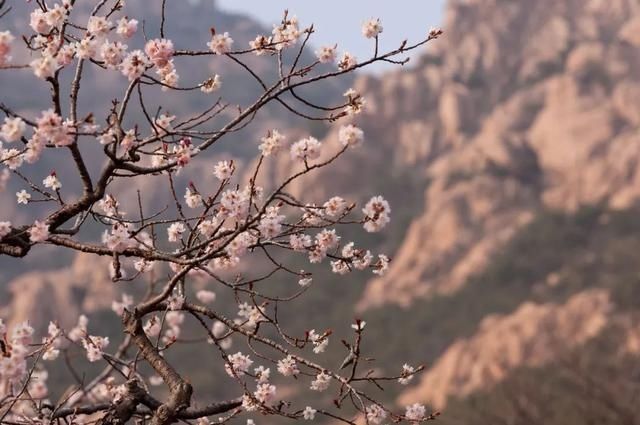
[0,1,442,424]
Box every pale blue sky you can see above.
[215,1,446,72]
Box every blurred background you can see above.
[1,0,640,424]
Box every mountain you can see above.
[340,0,640,417]
[0,253,114,327]
[263,0,640,418]
[355,0,640,308]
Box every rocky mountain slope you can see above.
[0,254,113,327]
[355,0,640,309]
[346,0,640,415]
[399,289,613,409]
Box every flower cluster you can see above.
[29,220,50,243]
[0,220,11,238]
[290,136,322,161]
[338,124,364,147]
[236,302,264,330]
[277,355,299,377]
[363,196,391,232]
[196,289,216,304]
[258,206,285,239]
[0,31,14,66]
[254,382,277,405]
[362,18,384,38]
[310,371,331,391]
[103,222,137,252]
[121,49,150,81]
[271,15,301,50]
[308,329,329,354]
[43,172,61,191]
[398,363,416,385]
[201,74,222,93]
[338,52,358,71]
[0,320,34,395]
[82,335,109,362]
[225,352,253,377]
[213,160,235,180]
[143,316,161,339]
[259,129,285,156]
[366,404,388,424]
[26,4,142,82]
[0,116,25,142]
[316,45,337,63]
[117,17,139,39]
[208,32,234,55]
[210,320,232,349]
[405,403,427,422]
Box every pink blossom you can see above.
[225,352,253,377]
[338,124,364,147]
[117,17,138,38]
[0,31,15,66]
[207,32,233,54]
[0,221,11,238]
[145,38,174,67]
[362,18,383,39]
[83,335,109,362]
[338,52,357,71]
[120,50,150,81]
[87,16,111,37]
[290,137,322,161]
[362,196,391,232]
[405,403,426,422]
[101,41,127,68]
[29,220,50,243]
[277,355,299,377]
[310,371,331,391]
[315,45,337,63]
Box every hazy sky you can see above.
[215,1,446,72]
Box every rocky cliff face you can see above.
[354,0,640,310]
[341,0,640,414]
[398,289,613,409]
[1,253,114,328]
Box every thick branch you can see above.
[123,310,192,425]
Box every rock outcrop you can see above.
[398,289,613,409]
[1,253,114,329]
